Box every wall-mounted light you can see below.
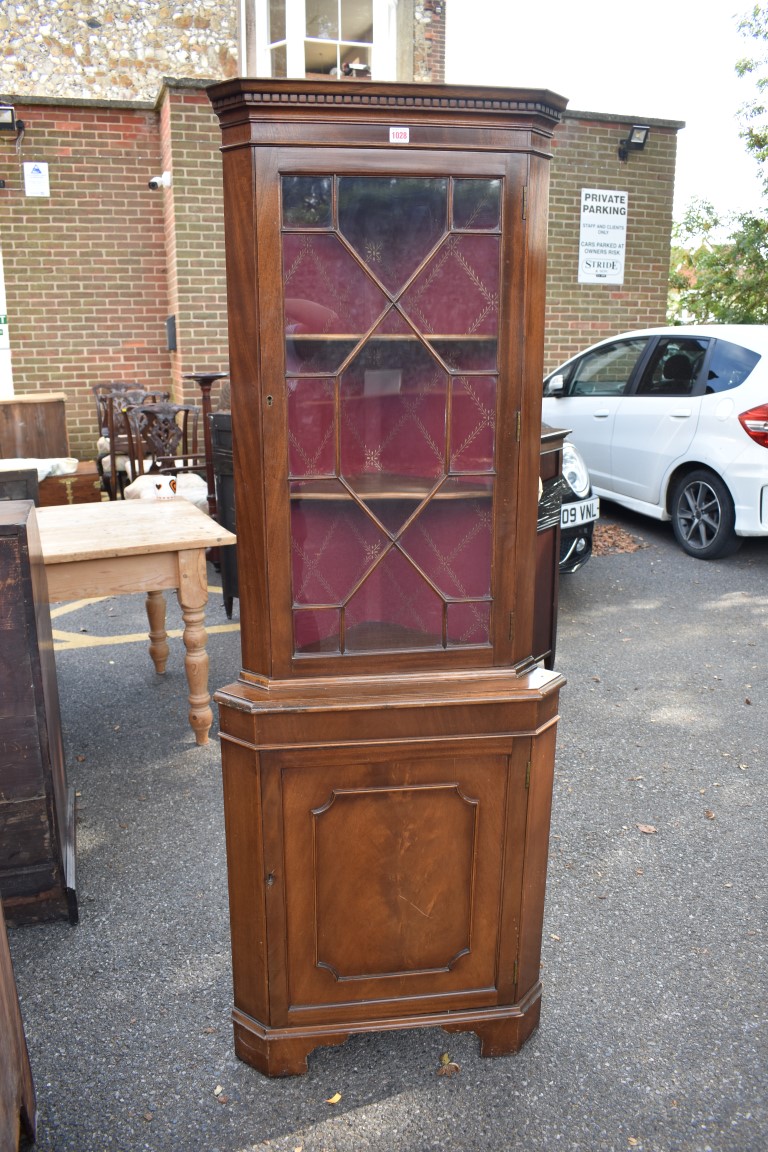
[618,124,650,162]
[0,103,17,132]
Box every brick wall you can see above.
[545,111,681,372]
[1,100,170,459]
[0,92,680,461]
[163,83,229,408]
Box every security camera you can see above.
[148,171,172,190]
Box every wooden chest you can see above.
[38,461,102,507]
[0,501,77,924]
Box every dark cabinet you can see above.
[0,501,77,924]
[209,78,566,1076]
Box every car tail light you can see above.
[738,403,768,448]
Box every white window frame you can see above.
[241,0,397,80]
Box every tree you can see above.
[736,4,768,186]
[667,6,768,323]
[668,200,768,323]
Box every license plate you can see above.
[561,497,600,528]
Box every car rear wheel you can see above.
[670,470,741,559]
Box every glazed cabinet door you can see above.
[241,151,532,680]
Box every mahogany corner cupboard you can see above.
[208,78,568,1077]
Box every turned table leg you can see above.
[145,589,169,674]
[176,548,213,745]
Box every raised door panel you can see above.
[271,741,528,1022]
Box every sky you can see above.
[445,0,765,222]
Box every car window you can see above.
[704,339,761,393]
[564,337,649,397]
[635,337,709,397]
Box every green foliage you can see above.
[667,7,768,323]
[668,200,768,323]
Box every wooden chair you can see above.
[123,402,206,479]
[93,385,169,499]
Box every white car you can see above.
[542,325,768,559]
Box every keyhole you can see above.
[266,395,274,407]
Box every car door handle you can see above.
[593,409,610,418]
[670,409,692,418]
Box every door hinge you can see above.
[525,761,531,789]
[522,185,528,220]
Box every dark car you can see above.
[538,433,598,573]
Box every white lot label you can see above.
[389,126,410,144]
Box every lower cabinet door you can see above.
[265,738,530,1024]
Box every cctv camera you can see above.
[148,171,172,190]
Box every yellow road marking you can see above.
[53,622,240,651]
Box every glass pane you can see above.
[450,376,496,472]
[283,233,388,334]
[430,338,497,373]
[340,335,448,483]
[294,608,340,654]
[291,482,387,604]
[269,0,286,42]
[270,43,287,77]
[305,39,338,74]
[399,477,493,598]
[288,378,336,478]
[282,177,332,229]
[306,0,338,38]
[338,45,371,76]
[400,234,500,337]
[446,602,491,646]
[568,338,648,398]
[338,177,448,294]
[341,0,373,42]
[345,549,443,651]
[453,179,501,230]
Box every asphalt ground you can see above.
[6,503,767,1152]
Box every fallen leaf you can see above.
[705,810,716,820]
[202,1026,217,1034]
[76,754,86,762]
[143,1112,153,1122]
[439,1052,453,1065]
[745,698,752,705]
[325,1092,342,1105]
[549,933,561,941]
[437,1061,461,1077]
[636,824,657,835]
[217,1095,229,1105]
[213,1085,224,1097]
[628,1140,639,1148]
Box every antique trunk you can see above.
[0,500,77,924]
[209,78,567,1075]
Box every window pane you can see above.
[294,608,340,654]
[306,0,338,38]
[635,338,708,397]
[345,549,444,651]
[453,179,501,231]
[706,339,760,394]
[288,378,336,478]
[291,483,387,603]
[282,176,332,229]
[269,0,286,42]
[568,338,648,397]
[338,177,448,294]
[447,601,491,646]
[341,0,373,42]
[270,43,287,77]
